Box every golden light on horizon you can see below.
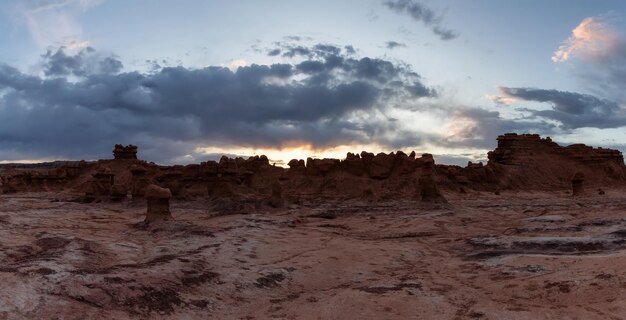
[197,143,394,167]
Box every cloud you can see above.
[42,47,123,76]
[439,107,557,150]
[552,16,624,63]
[0,45,438,163]
[493,87,626,129]
[383,0,459,41]
[9,0,104,48]
[552,15,626,103]
[385,41,407,49]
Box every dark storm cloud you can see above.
[383,0,459,41]
[0,45,437,163]
[385,41,407,49]
[498,87,626,129]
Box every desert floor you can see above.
[1,190,626,319]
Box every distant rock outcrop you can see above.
[489,133,624,168]
[2,133,625,203]
[113,144,138,160]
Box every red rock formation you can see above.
[85,167,114,201]
[369,152,395,179]
[288,159,306,173]
[144,184,172,223]
[342,153,366,176]
[113,144,138,160]
[306,158,340,176]
[130,165,150,198]
[418,154,447,203]
[489,133,624,168]
[268,181,284,208]
[2,134,624,202]
[110,184,127,201]
[572,172,584,196]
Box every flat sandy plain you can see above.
[1,189,626,319]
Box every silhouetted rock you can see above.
[288,159,306,173]
[113,144,138,160]
[369,152,395,179]
[145,184,172,223]
[306,158,340,176]
[218,156,239,175]
[342,152,366,176]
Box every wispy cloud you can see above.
[385,41,407,49]
[10,0,105,49]
[552,16,622,63]
[552,15,626,103]
[382,0,459,41]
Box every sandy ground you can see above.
[1,190,626,320]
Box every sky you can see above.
[0,0,625,166]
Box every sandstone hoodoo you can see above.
[418,154,447,203]
[144,184,172,223]
[572,172,585,196]
[113,144,138,160]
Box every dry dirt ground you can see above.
[1,189,626,319]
